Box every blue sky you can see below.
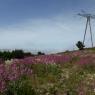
[0,0,95,53]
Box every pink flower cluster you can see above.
[77,56,94,65]
[0,63,32,93]
[13,54,72,64]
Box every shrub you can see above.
[76,41,85,50]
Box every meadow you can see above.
[0,49,95,95]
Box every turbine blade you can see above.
[81,9,86,14]
[77,13,86,17]
[91,16,95,19]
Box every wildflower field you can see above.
[1,49,95,95]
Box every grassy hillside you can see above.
[1,48,95,95]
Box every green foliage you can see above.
[37,51,45,55]
[76,41,85,50]
[6,79,36,95]
[28,60,95,95]
[0,50,33,60]
[11,50,24,59]
[32,64,61,77]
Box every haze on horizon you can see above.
[0,0,95,53]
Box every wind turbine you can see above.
[78,10,95,47]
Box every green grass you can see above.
[25,61,95,95]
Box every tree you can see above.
[12,50,24,59]
[76,41,85,50]
[37,51,45,55]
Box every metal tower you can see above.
[78,11,95,47]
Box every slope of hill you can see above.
[1,48,95,95]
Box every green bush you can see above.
[76,41,85,50]
[6,79,36,95]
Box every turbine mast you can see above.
[78,11,95,47]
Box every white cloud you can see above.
[0,14,94,53]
